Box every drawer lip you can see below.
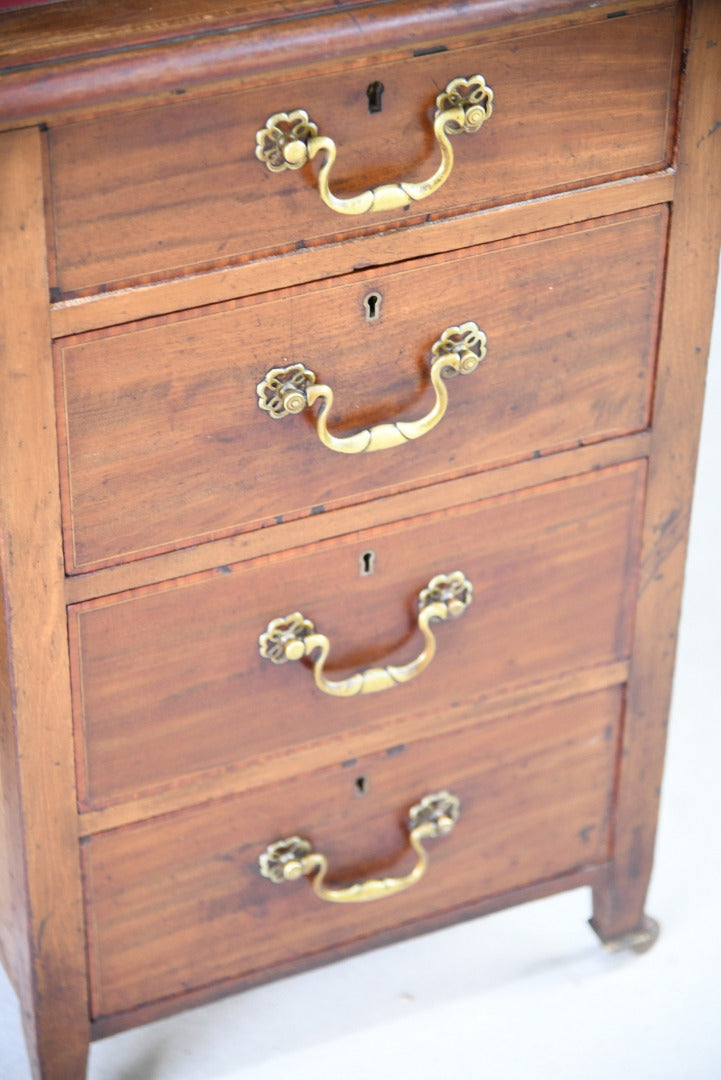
[0,0,678,129]
[55,208,667,574]
[77,659,630,836]
[63,431,653,607]
[48,170,678,340]
[70,462,646,810]
[45,5,682,297]
[81,684,623,1020]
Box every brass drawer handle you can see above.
[258,571,472,697]
[255,75,493,216]
[257,322,486,454]
[259,791,460,903]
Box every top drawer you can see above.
[47,6,680,296]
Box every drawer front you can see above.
[83,685,621,1019]
[71,462,645,807]
[48,7,679,295]
[57,209,664,572]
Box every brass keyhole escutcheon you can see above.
[363,291,382,321]
[360,550,376,576]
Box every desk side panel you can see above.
[0,126,90,1080]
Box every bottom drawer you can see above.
[84,685,621,1020]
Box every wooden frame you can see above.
[591,0,721,943]
[1,1,720,1077]
[0,127,90,1080]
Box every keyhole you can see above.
[360,550,376,576]
[364,292,382,322]
[355,775,369,796]
[367,81,384,113]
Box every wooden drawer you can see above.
[82,684,621,1019]
[2,2,720,1077]
[48,6,680,296]
[71,462,644,808]
[56,209,665,572]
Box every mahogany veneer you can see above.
[46,7,678,295]
[1,2,720,1079]
[72,463,644,806]
[57,210,664,570]
[84,686,622,1018]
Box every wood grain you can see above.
[0,1,672,130]
[0,128,89,1080]
[591,0,721,943]
[62,431,652,606]
[76,659,630,836]
[46,7,680,295]
[0,0,719,1076]
[83,685,622,1019]
[56,209,666,572]
[0,619,19,991]
[91,863,602,1038]
[48,170,677,339]
[71,463,645,808]
[0,0,660,70]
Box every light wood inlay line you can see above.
[50,171,675,338]
[77,660,629,836]
[63,432,652,604]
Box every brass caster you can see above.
[589,914,660,955]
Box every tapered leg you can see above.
[586,0,721,967]
[589,867,659,953]
[21,1012,90,1080]
[0,128,92,1080]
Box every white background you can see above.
[2,275,719,1079]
